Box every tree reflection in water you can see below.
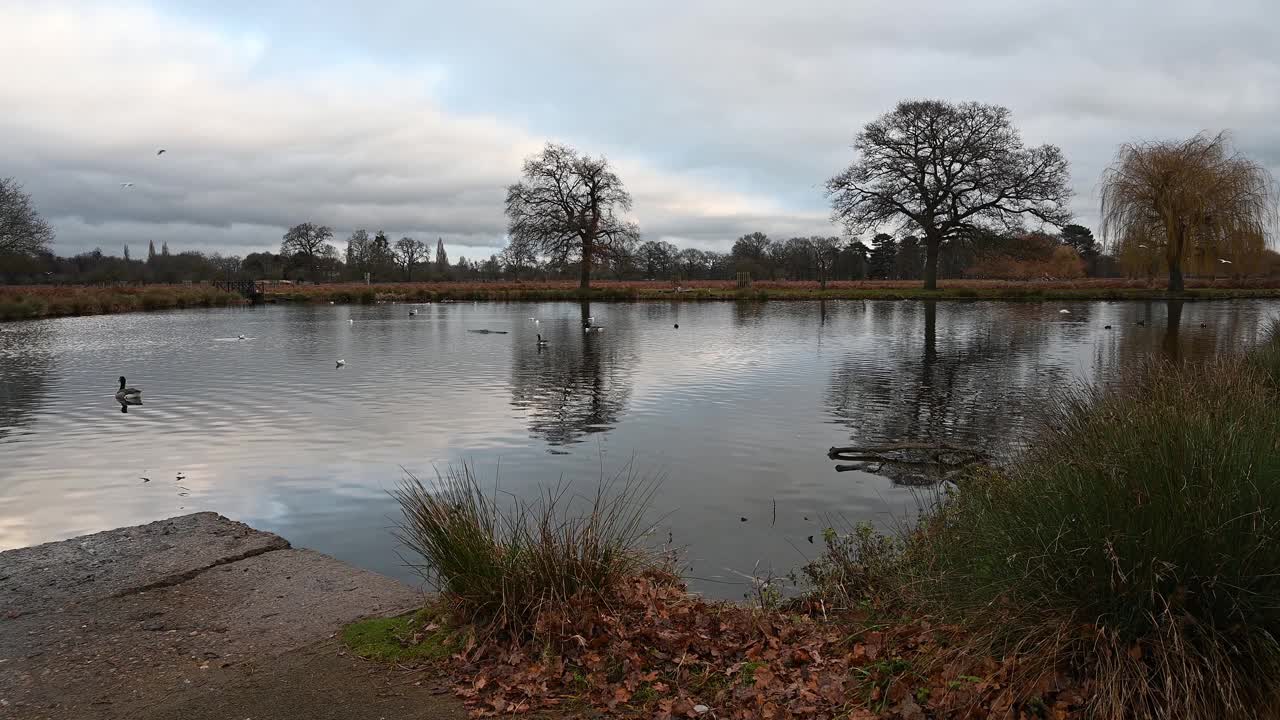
[0,324,53,439]
[509,301,635,447]
[826,300,1075,462]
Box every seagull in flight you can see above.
[1219,258,1233,265]
[120,182,134,188]
[156,149,166,156]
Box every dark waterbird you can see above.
[115,377,141,401]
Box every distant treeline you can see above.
[2,225,1275,287]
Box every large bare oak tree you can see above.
[0,177,54,257]
[505,142,639,289]
[826,100,1072,289]
[281,222,334,279]
[395,236,427,281]
[1100,131,1277,291]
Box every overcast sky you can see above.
[4,0,1278,260]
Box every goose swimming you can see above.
[115,376,141,401]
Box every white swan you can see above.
[336,359,346,367]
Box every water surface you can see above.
[1,299,1274,598]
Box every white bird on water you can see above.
[409,309,417,316]
[1059,309,1071,314]
[336,359,345,367]
[348,318,354,324]
[238,334,246,340]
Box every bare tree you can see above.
[280,222,334,279]
[505,142,639,289]
[499,237,538,280]
[345,229,371,278]
[0,177,54,257]
[809,236,841,289]
[636,239,678,278]
[827,100,1072,289]
[395,237,427,281]
[1100,131,1277,291]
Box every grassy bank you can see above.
[909,322,1280,719]
[0,284,245,321]
[348,323,1280,718]
[4,279,1278,323]
[269,278,1280,304]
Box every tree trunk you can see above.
[579,235,594,290]
[1168,262,1184,292]
[923,238,940,290]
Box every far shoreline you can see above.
[4,279,1280,323]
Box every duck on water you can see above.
[116,376,141,401]
[116,377,142,412]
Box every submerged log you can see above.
[828,443,989,465]
[830,442,990,486]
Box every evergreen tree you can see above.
[123,244,131,261]
[435,238,449,274]
[161,242,170,257]
[147,240,157,264]
[894,236,924,280]
[868,233,898,279]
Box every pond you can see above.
[1,299,1276,599]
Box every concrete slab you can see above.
[0,513,288,615]
[0,514,466,720]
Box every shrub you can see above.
[392,463,663,642]
[801,522,907,611]
[920,328,1280,719]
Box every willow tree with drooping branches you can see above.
[1100,131,1277,291]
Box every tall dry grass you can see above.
[0,284,243,321]
[912,323,1280,719]
[392,463,665,642]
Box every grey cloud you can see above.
[5,0,1280,256]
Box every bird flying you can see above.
[1220,258,1233,264]
[119,182,134,188]
[156,149,166,156]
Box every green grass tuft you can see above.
[340,610,458,662]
